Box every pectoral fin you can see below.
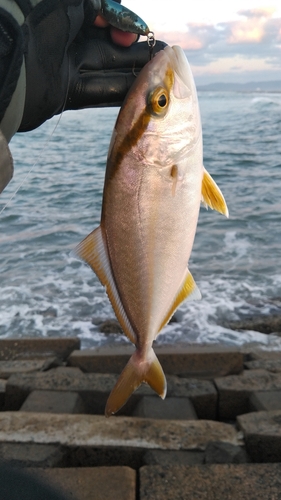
[74,226,136,344]
[157,269,201,334]
[202,167,229,217]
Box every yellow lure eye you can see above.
[149,87,169,115]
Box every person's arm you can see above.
[0,0,166,193]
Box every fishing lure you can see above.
[101,0,149,35]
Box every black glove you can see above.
[19,0,166,132]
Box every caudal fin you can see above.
[105,349,167,417]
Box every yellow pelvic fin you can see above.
[202,167,229,217]
[74,226,136,344]
[105,349,167,417]
[158,269,201,334]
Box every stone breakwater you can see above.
[0,338,280,499]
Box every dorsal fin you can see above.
[74,227,136,344]
[202,167,229,217]
[157,269,201,335]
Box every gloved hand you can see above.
[19,0,166,131]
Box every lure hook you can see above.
[147,31,156,60]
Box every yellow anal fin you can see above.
[202,167,229,217]
[105,349,167,417]
[158,269,201,334]
[74,226,136,345]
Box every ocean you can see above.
[0,91,281,350]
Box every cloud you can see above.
[155,7,281,79]
[228,7,277,43]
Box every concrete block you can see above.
[143,450,204,466]
[247,350,281,361]
[249,391,281,411]
[20,390,86,414]
[0,358,60,379]
[204,441,249,464]
[0,442,66,467]
[214,369,281,419]
[5,370,217,419]
[68,344,243,378]
[139,464,281,500]
[4,370,118,412]
[0,338,80,361]
[0,413,243,452]
[237,410,281,462]
[166,376,217,420]
[0,379,6,410]
[132,396,198,420]
[245,359,281,373]
[29,467,136,500]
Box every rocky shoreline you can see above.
[0,337,280,499]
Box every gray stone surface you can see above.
[248,350,281,361]
[0,442,66,467]
[0,338,80,361]
[204,441,249,464]
[166,376,217,419]
[0,413,243,451]
[5,369,117,412]
[29,467,136,500]
[132,396,198,420]
[215,369,281,419]
[20,390,86,414]
[249,391,281,411]
[68,344,243,378]
[0,378,6,410]
[223,315,281,334]
[0,358,60,378]
[237,410,281,462]
[245,359,281,372]
[139,464,281,500]
[5,370,217,418]
[143,450,204,466]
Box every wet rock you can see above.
[40,307,57,318]
[98,319,123,334]
[223,315,281,334]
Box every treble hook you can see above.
[147,31,156,60]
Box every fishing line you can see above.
[0,112,63,216]
[0,63,71,217]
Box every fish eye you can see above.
[149,87,169,115]
[158,94,167,107]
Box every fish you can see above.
[75,45,228,417]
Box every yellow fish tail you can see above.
[105,349,167,417]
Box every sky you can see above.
[125,0,281,84]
